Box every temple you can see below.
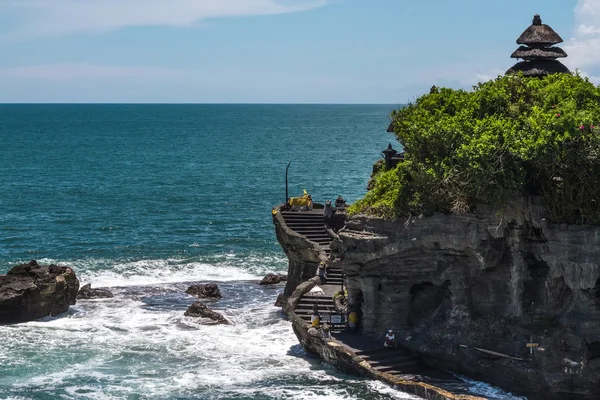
[506,14,570,77]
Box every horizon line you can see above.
[0,102,404,106]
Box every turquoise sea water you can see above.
[0,105,521,400]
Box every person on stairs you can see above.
[384,329,396,348]
[317,261,328,282]
[311,304,321,328]
[347,308,358,333]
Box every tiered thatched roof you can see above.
[507,60,571,77]
[506,15,570,77]
[516,14,563,46]
[510,46,567,60]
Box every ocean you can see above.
[0,104,521,399]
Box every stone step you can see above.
[372,361,421,372]
[365,354,419,364]
[303,234,330,239]
[298,300,335,306]
[283,217,325,222]
[307,237,331,242]
[297,303,335,310]
[281,211,324,217]
[284,219,325,223]
[378,366,424,375]
[283,219,324,224]
[355,348,406,357]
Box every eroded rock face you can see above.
[184,302,230,325]
[186,283,222,299]
[77,283,114,299]
[334,198,600,399]
[260,273,287,285]
[0,260,79,324]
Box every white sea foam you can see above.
[34,254,287,288]
[2,282,373,399]
[1,258,521,400]
[455,374,527,399]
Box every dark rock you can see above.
[184,302,230,325]
[333,199,600,399]
[0,260,79,324]
[77,283,113,299]
[274,293,284,307]
[185,283,222,299]
[260,273,287,285]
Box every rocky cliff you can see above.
[273,209,328,300]
[334,197,600,399]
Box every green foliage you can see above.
[352,73,600,223]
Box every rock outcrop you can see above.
[77,283,113,299]
[273,209,328,300]
[186,283,222,299]
[260,273,287,285]
[184,302,231,325]
[274,293,284,307]
[334,198,600,399]
[0,260,79,324]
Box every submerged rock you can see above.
[184,302,230,325]
[77,283,114,299]
[186,283,222,299]
[260,273,287,285]
[0,260,79,324]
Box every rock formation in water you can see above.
[184,302,231,325]
[0,260,80,324]
[186,283,222,299]
[259,273,287,285]
[332,198,600,400]
[77,283,114,299]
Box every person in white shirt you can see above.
[384,329,396,348]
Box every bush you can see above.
[351,73,600,223]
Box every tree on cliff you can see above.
[351,73,600,223]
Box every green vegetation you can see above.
[351,74,600,223]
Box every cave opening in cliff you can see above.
[407,281,449,327]
[525,252,549,279]
[586,341,600,362]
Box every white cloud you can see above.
[0,0,327,38]
[564,0,600,71]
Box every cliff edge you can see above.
[335,198,599,399]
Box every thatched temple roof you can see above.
[516,14,563,46]
[506,59,571,77]
[506,14,570,77]
[511,46,567,60]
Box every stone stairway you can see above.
[280,210,344,286]
[280,211,332,255]
[354,347,423,375]
[294,294,345,332]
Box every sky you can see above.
[0,0,598,103]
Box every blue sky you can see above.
[0,0,598,103]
